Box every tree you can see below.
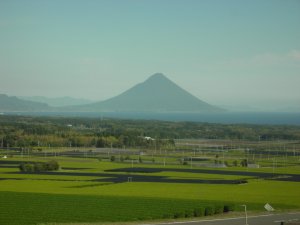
[240,159,248,167]
[96,138,105,148]
[233,160,238,167]
[110,155,116,162]
[46,160,59,171]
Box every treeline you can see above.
[0,115,300,149]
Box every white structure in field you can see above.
[144,136,155,141]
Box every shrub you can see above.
[240,159,248,167]
[19,160,59,172]
[19,162,26,172]
[194,207,205,217]
[224,161,230,167]
[162,213,172,219]
[25,163,34,172]
[205,206,215,216]
[233,160,238,166]
[173,211,185,218]
[214,204,224,214]
[185,210,194,218]
[224,203,235,212]
[110,156,116,162]
[45,160,59,171]
[34,162,46,172]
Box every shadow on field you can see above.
[5,171,247,185]
[2,160,299,185]
[105,167,300,182]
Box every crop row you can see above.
[0,191,235,225]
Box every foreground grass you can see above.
[0,191,238,225]
[1,177,299,209]
[0,157,299,225]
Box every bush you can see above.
[214,204,224,214]
[205,206,215,216]
[224,203,235,212]
[34,162,46,172]
[138,156,143,163]
[162,213,172,219]
[233,160,238,166]
[19,160,59,172]
[240,159,248,167]
[185,210,194,218]
[173,211,185,218]
[194,207,205,217]
[19,163,26,172]
[19,163,34,172]
[110,156,116,162]
[45,160,59,171]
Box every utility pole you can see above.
[241,205,248,225]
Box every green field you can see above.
[0,154,300,225]
[1,116,300,224]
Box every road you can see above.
[142,212,300,225]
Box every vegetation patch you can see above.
[0,191,236,225]
[19,160,59,172]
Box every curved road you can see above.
[142,212,300,225]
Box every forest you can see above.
[1,115,300,149]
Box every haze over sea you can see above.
[6,111,300,126]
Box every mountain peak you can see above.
[80,73,223,112]
[146,73,168,81]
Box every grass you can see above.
[0,191,236,225]
[0,156,299,225]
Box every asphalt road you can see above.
[142,212,300,225]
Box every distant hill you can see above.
[0,94,51,112]
[19,96,93,107]
[68,73,223,112]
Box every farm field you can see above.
[0,116,300,224]
[0,152,300,225]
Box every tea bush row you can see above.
[19,160,59,172]
[0,191,236,225]
[164,203,235,219]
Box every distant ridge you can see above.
[69,73,223,112]
[0,74,223,113]
[0,94,50,112]
[19,96,93,107]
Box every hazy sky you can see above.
[1,0,300,108]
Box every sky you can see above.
[1,0,300,110]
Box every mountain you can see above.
[69,73,223,112]
[18,96,93,107]
[0,94,51,112]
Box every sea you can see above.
[4,111,300,126]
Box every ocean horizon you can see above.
[4,111,300,126]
